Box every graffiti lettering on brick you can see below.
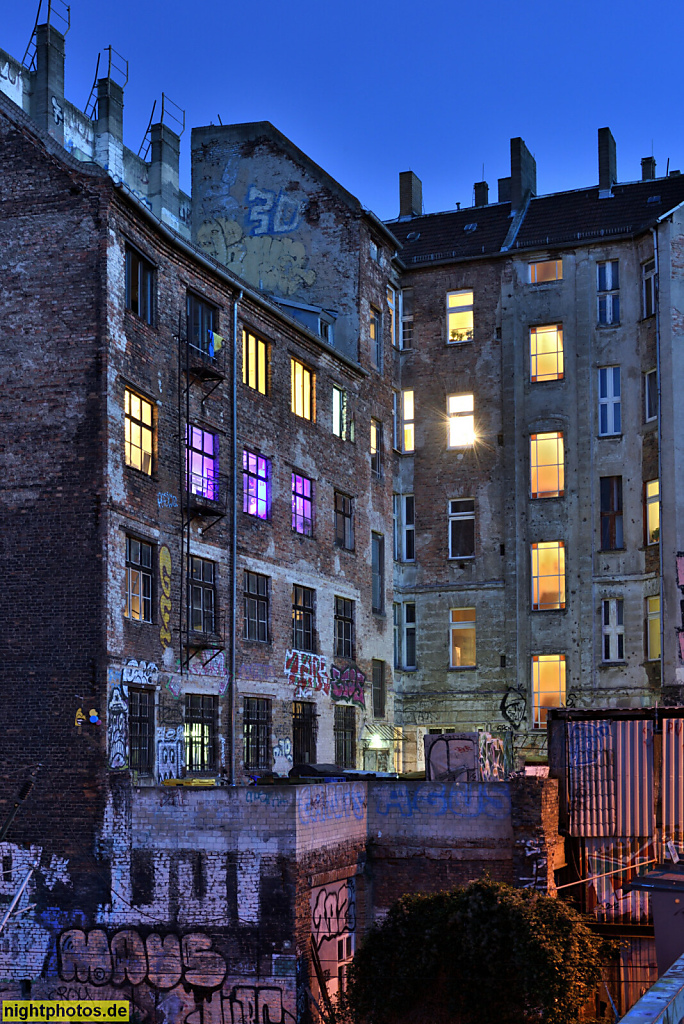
[122,659,158,687]
[157,492,178,509]
[108,684,129,771]
[284,649,329,697]
[500,686,527,730]
[157,726,185,782]
[159,546,172,649]
[311,880,355,950]
[273,738,293,776]
[297,783,365,825]
[246,185,301,237]
[330,666,365,708]
[226,985,295,1024]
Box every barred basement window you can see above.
[243,697,271,770]
[293,701,316,764]
[334,705,356,768]
[244,571,269,643]
[125,536,153,622]
[129,688,154,772]
[184,694,217,772]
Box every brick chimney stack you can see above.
[598,127,617,194]
[399,171,422,219]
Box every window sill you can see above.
[447,665,477,672]
[241,638,272,647]
[530,494,565,501]
[448,555,475,562]
[598,660,626,669]
[598,548,625,554]
[446,339,474,347]
[531,607,566,613]
[396,666,418,673]
[243,512,271,523]
[597,433,622,440]
[596,322,621,329]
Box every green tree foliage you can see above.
[336,878,610,1024]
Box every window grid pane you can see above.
[242,330,268,395]
[243,697,271,769]
[530,325,563,382]
[531,542,565,610]
[447,291,474,343]
[184,695,217,772]
[334,597,355,659]
[292,586,315,652]
[334,705,356,768]
[124,389,153,475]
[449,499,475,559]
[532,655,566,728]
[335,492,354,550]
[292,473,313,535]
[291,359,312,420]
[129,688,154,772]
[242,450,270,519]
[450,608,476,667]
[530,432,564,498]
[125,536,153,622]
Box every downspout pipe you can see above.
[230,290,243,786]
[652,227,664,690]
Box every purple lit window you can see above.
[187,426,218,500]
[292,473,313,536]
[243,450,270,519]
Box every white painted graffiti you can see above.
[107,684,129,771]
[157,726,185,782]
[246,185,301,236]
[122,659,158,687]
[273,738,293,777]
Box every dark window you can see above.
[370,305,382,369]
[125,536,153,622]
[129,688,154,772]
[243,697,271,770]
[292,585,315,652]
[187,293,216,356]
[334,597,355,659]
[184,694,217,772]
[334,705,356,768]
[293,701,316,765]
[372,533,384,613]
[597,260,620,325]
[188,557,216,634]
[449,499,475,558]
[335,492,354,550]
[2,855,12,882]
[371,419,383,479]
[401,288,414,349]
[243,450,270,519]
[645,369,658,422]
[404,603,416,669]
[186,426,218,501]
[600,476,623,550]
[125,247,154,324]
[372,660,386,718]
[292,473,313,535]
[244,571,269,643]
[643,259,656,318]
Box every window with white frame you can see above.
[395,495,415,561]
[392,494,400,560]
[447,290,474,343]
[393,602,416,669]
[530,325,564,382]
[645,479,660,544]
[371,418,383,478]
[529,259,562,284]
[598,366,621,436]
[602,598,624,662]
[643,259,656,318]
[332,386,348,439]
[532,654,565,728]
[400,288,414,348]
[400,390,415,452]
[370,305,382,369]
[387,287,396,348]
[530,432,564,498]
[645,369,658,423]
[597,260,620,325]
[531,541,565,611]
[448,499,475,558]
[450,608,476,667]
[447,394,475,448]
[647,596,661,660]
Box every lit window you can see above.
[645,480,660,544]
[242,451,269,519]
[645,369,658,423]
[602,598,624,662]
[125,247,154,324]
[124,388,153,475]
[335,492,354,550]
[370,305,382,369]
[188,557,216,635]
[332,386,348,439]
[401,390,415,452]
[600,477,623,550]
[531,541,565,611]
[597,260,620,324]
[372,533,384,613]
[371,419,383,479]
[529,259,562,284]
[187,294,217,357]
[186,426,218,501]
[400,288,414,348]
[642,259,656,318]
[243,697,271,770]
[244,571,269,643]
[530,432,564,498]
[292,473,313,536]
[334,597,355,659]
[532,655,565,728]
[447,290,474,343]
[125,536,153,622]
[530,325,563,382]
[394,602,416,670]
[387,287,396,348]
[291,358,313,420]
[598,366,621,436]
[447,394,475,448]
[184,694,217,772]
[242,329,267,395]
[647,596,661,660]
[450,608,476,667]
[448,499,475,558]
[292,585,315,652]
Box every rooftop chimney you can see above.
[149,123,181,227]
[510,137,536,212]
[474,181,489,207]
[399,171,422,218]
[498,177,511,203]
[641,156,656,181]
[94,77,124,181]
[598,127,617,194]
[32,24,65,144]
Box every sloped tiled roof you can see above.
[387,175,684,266]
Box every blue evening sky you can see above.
[3,0,682,221]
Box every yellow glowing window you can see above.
[447,290,474,343]
[529,259,562,284]
[530,432,564,498]
[242,330,267,395]
[645,479,660,544]
[447,394,475,448]
[124,388,153,475]
[402,390,415,452]
[532,654,566,728]
[450,608,476,667]
[647,596,661,660]
[531,541,565,610]
[530,325,564,382]
[291,358,313,420]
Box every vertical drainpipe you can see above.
[230,290,243,785]
[652,227,665,689]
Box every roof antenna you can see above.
[217,115,223,125]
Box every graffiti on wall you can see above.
[373,782,510,819]
[273,738,293,776]
[159,546,172,649]
[568,721,612,768]
[311,880,356,950]
[157,726,185,782]
[122,660,158,687]
[108,685,129,771]
[196,217,315,297]
[297,783,365,826]
[330,666,365,708]
[284,649,329,697]
[501,686,527,730]
[478,731,506,781]
[245,186,301,236]
[517,838,549,891]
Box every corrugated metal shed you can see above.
[568,721,616,836]
[616,720,654,837]
[662,717,684,846]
